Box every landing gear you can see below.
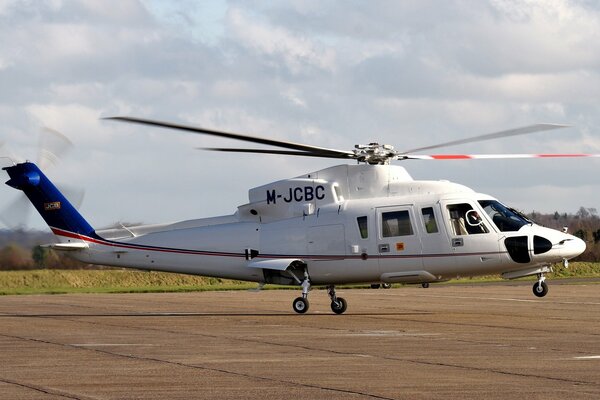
[327,285,347,315]
[291,282,348,314]
[421,282,430,288]
[292,277,312,314]
[293,297,309,313]
[371,283,391,289]
[532,273,548,297]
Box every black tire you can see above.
[370,284,381,289]
[422,282,430,288]
[532,281,548,297]
[293,297,309,313]
[381,283,392,289]
[331,297,347,314]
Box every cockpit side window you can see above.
[421,207,439,233]
[478,200,529,232]
[357,216,368,239]
[447,203,489,235]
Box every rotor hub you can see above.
[353,143,397,165]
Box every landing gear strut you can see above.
[327,285,347,315]
[292,277,311,314]
[532,273,548,297]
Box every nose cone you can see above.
[528,226,587,264]
[562,235,586,260]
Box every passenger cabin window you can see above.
[357,216,368,239]
[421,207,439,233]
[382,211,413,237]
[447,203,489,235]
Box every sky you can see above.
[1,0,600,230]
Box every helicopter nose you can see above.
[529,227,586,264]
[561,235,586,260]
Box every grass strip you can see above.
[1,262,599,295]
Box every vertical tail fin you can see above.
[3,162,96,240]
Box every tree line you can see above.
[1,207,600,270]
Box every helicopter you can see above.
[2,117,596,314]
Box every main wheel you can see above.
[532,281,548,297]
[331,297,347,314]
[421,282,430,288]
[381,283,392,289]
[370,284,381,289]
[293,297,309,313]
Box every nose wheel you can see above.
[532,273,548,297]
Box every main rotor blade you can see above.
[106,116,354,157]
[400,153,600,160]
[401,124,569,154]
[201,147,356,159]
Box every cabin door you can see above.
[440,201,503,275]
[376,205,423,276]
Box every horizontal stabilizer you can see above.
[43,242,89,251]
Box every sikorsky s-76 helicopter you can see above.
[3,117,596,314]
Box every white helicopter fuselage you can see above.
[52,164,584,287]
[4,117,595,313]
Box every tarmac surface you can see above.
[0,281,599,400]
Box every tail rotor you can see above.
[1,128,84,229]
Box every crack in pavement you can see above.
[0,332,397,400]
[0,376,97,400]
[18,313,600,388]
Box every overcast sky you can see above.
[1,0,600,230]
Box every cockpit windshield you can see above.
[478,200,530,232]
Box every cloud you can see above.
[226,6,337,75]
[1,0,600,230]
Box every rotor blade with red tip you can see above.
[400,124,570,154]
[399,153,600,160]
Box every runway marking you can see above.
[71,343,154,347]
[573,356,600,360]
[411,293,600,305]
[344,330,442,337]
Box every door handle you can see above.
[452,238,464,247]
[379,244,390,253]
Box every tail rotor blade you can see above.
[56,184,86,209]
[38,127,73,170]
[0,194,31,229]
[1,128,81,230]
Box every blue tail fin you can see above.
[3,162,96,239]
